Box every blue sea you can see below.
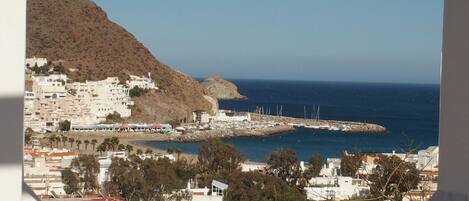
[141,80,440,162]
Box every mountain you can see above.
[201,76,247,100]
[26,0,213,123]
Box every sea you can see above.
[141,79,440,162]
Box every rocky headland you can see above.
[201,76,247,100]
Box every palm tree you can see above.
[97,144,105,155]
[110,137,119,151]
[174,148,182,161]
[76,140,82,150]
[48,135,56,148]
[61,135,68,147]
[68,138,75,148]
[91,139,98,151]
[125,144,133,154]
[84,140,90,150]
[54,135,60,148]
[136,149,143,155]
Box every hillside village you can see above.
[25,57,157,132]
[23,57,438,201]
[24,57,260,135]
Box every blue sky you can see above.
[94,0,443,84]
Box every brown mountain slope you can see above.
[26,0,212,123]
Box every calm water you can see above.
[141,80,440,161]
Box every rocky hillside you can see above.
[201,76,247,100]
[26,0,214,122]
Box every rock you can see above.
[26,0,212,122]
[201,76,247,100]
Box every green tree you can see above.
[224,171,307,201]
[76,140,82,150]
[48,135,57,148]
[62,168,80,194]
[68,137,75,148]
[136,149,143,155]
[108,157,188,201]
[129,86,148,97]
[126,144,134,153]
[340,151,363,177]
[105,112,123,123]
[84,140,90,150]
[266,149,304,188]
[305,154,322,179]
[110,137,119,151]
[145,148,153,155]
[118,144,126,151]
[91,139,98,151]
[97,144,106,155]
[61,135,68,147]
[24,127,34,145]
[70,155,100,192]
[369,155,421,201]
[59,120,71,131]
[198,138,244,176]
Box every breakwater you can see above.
[251,113,386,133]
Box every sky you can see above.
[94,0,443,84]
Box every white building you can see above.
[69,77,134,119]
[25,57,47,68]
[213,110,251,122]
[97,156,112,185]
[241,162,267,172]
[126,72,158,90]
[23,148,78,197]
[305,176,370,201]
[417,146,439,171]
[25,74,135,132]
[319,158,341,177]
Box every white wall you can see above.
[0,0,26,200]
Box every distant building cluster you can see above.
[25,56,48,68]
[24,58,158,132]
[192,109,251,124]
[303,146,439,201]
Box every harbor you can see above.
[251,113,387,133]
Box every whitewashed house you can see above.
[126,72,158,90]
[417,146,439,171]
[319,158,341,177]
[305,176,370,201]
[213,110,251,122]
[25,57,47,68]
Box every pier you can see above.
[250,113,386,133]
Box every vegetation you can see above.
[198,138,244,177]
[105,111,123,123]
[67,155,100,192]
[340,151,363,177]
[57,136,422,201]
[91,139,98,151]
[224,171,307,201]
[129,86,149,97]
[266,149,305,188]
[84,139,90,150]
[24,127,34,145]
[68,137,75,148]
[304,154,322,179]
[59,120,71,131]
[369,155,421,201]
[107,157,193,201]
[62,168,80,194]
